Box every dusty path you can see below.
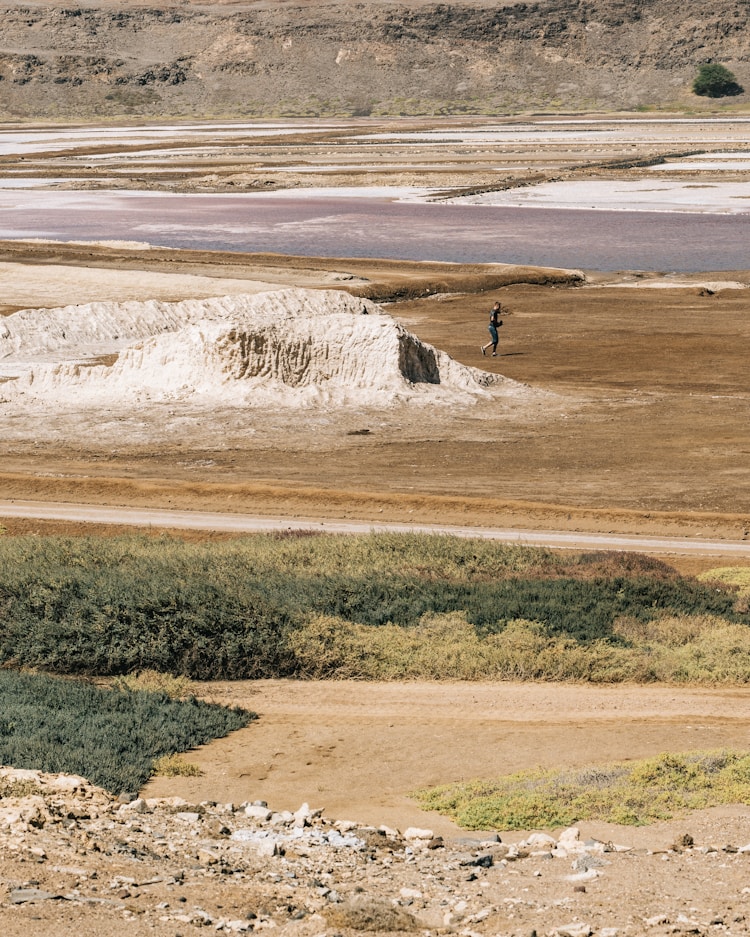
[144,680,750,842]
[3,498,750,556]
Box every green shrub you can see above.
[414,750,750,829]
[692,63,743,98]
[0,535,298,679]
[0,670,253,793]
[0,534,747,682]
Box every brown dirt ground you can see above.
[145,680,750,840]
[2,243,749,535]
[2,243,750,935]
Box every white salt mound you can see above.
[0,288,524,409]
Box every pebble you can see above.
[554,924,592,937]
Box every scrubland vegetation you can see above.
[0,535,750,684]
[415,749,750,829]
[0,670,252,793]
[1,531,748,808]
[0,532,748,684]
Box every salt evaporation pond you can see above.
[1,187,749,271]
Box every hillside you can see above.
[0,0,748,119]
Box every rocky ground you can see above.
[0,0,748,120]
[4,765,750,937]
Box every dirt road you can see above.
[2,499,750,558]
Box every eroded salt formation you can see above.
[0,288,523,408]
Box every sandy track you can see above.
[3,499,750,556]
[143,680,750,840]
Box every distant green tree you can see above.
[692,63,743,98]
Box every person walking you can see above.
[481,301,503,356]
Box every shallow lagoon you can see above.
[1,186,748,271]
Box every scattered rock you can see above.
[672,832,694,850]
[244,804,273,821]
[325,896,419,932]
[553,924,592,937]
[9,888,62,904]
[0,765,748,936]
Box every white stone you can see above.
[174,811,201,824]
[524,832,557,847]
[49,774,87,791]
[0,798,48,830]
[0,768,40,783]
[255,839,280,858]
[399,887,422,899]
[554,924,592,937]
[174,910,213,926]
[119,798,148,814]
[558,827,581,846]
[403,827,434,841]
[244,805,273,821]
[565,869,601,882]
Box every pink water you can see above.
[1,190,748,271]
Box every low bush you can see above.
[0,670,253,793]
[0,533,747,682]
[113,669,194,698]
[414,749,750,829]
[698,567,750,613]
[290,611,750,683]
[152,753,203,777]
[698,567,750,594]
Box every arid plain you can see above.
[2,117,750,542]
[2,117,750,936]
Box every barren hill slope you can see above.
[1,0,748,119]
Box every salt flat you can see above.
[448,179,750,213]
